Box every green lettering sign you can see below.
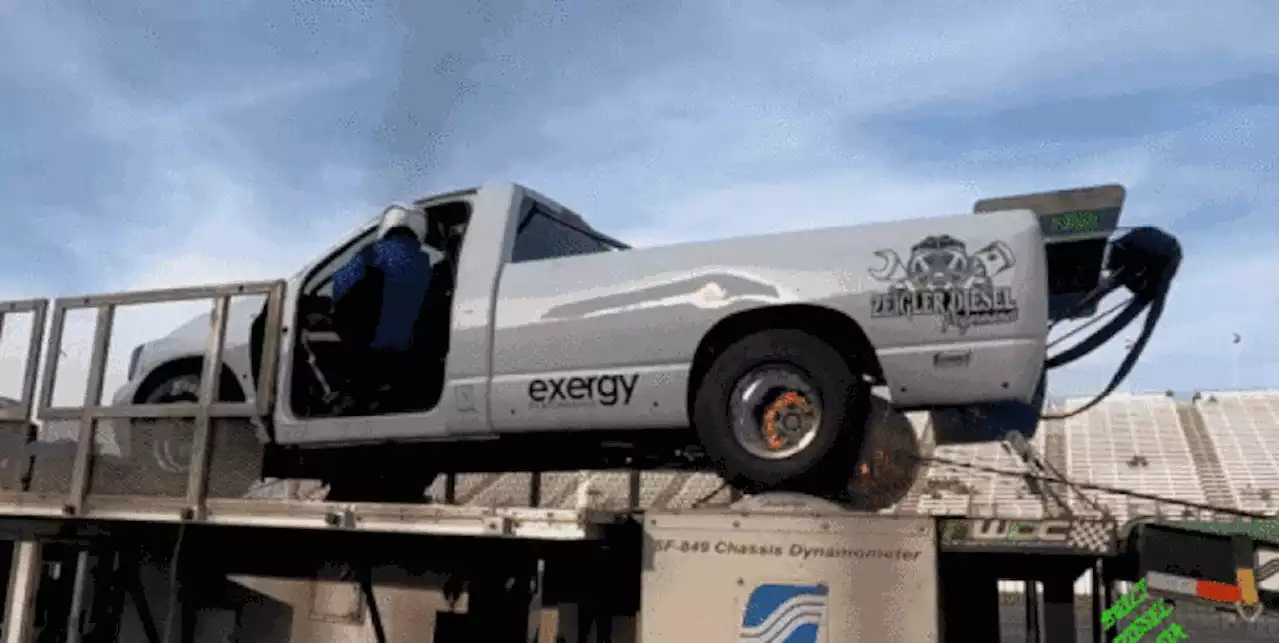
[1102,579,1187,641]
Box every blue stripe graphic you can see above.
[740,583,828,643]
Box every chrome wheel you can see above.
[153,430,192,474]
[141,376,200,474]
[728,366,823,460]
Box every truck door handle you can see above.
[933,351,972,368]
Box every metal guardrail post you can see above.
[36,305,66,419]
[0,299,47,424]
[529,472,542,507]
[255,281,286,416]
[0,299,46,499]
[20,303,47,420]
[0,300,46,502]
[185,295,230,520]
[2,540,42,643]
[444,474,458,504]
[65,549,91,643]
[67,305,115,515]
[628,471,641,510]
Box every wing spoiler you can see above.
[974,184,1126,321]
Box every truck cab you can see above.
[268,183,628,447]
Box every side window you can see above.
[511,206,613,263]
[305,227,378,297]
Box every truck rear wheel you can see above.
[692,329,870,494]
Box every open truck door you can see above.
[263,212,454,447]
[260,189,510,497]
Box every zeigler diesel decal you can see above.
[868,234,1019,334]
[528,373,639,408]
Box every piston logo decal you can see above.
[869,234,1019,334]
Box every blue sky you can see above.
[0,0,1276,403]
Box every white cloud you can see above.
[0,5,381,410]
[759,0,1271,111]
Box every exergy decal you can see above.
[868,235,1018,334]
[740,583,828,643]
[528,373,638,408]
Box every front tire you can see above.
[692,329,870,494]
[130,371,262,497]
[138,373,202,475]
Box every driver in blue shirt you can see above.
[330,205,434,413]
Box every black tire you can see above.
[325,471,437,504]
[692,329,870,494]
[137,373,202,475]
[131,370,262,497]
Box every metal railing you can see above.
[0,298,47,423]
[0,280,286,519]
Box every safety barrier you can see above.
[0,298,46,424]
[0,280,285,519]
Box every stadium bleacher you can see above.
[1060,392,1209,523]
[1195,391,1280,514]
[910,419,1050,519]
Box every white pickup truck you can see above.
[112,182,1177,501]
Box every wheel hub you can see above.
[154,436,192,474]
[142,388,198,474]
[762,391,817,449]
[729,368,823,460]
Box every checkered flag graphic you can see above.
[1256,557,1278,584]
[1066,521,1115,554]
[1259,550,1280,594]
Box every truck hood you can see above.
[155,298,262,349]
[122,298,264,397]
